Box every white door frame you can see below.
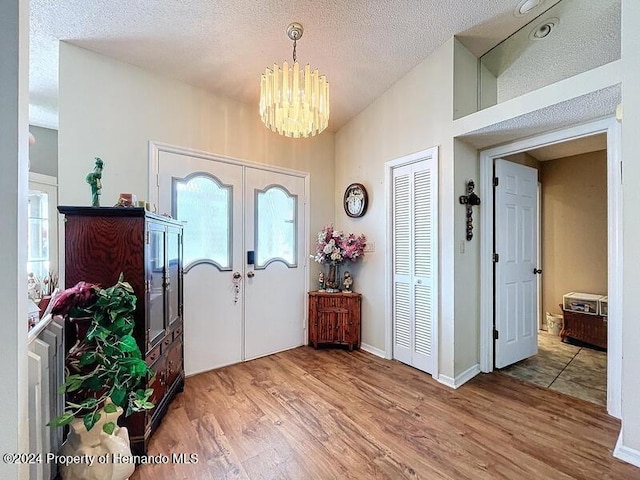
[147,140,311,342]
[479,117,622,418]
[384,146,439,378]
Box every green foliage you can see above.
[102,422,116,435]
[47,274,155,433]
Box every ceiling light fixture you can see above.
[529,17,559,40]
[515,0,543,16]
[259,22,330,138]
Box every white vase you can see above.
[59,404,135,480]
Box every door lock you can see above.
[533,268,542,275]
[247,271,255,278]
[232,272,242,304]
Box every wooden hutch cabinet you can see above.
[58,206,184,455]
[308,291,361,350]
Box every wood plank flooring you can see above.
[131,347,640,480]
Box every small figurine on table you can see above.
[85,157,104,207]
[318,272,326,291]
[343,271,353,292]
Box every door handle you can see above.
[533,268,542,275]
[247,271,255,278]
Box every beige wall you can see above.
[58,43,335,287]
[453,39,478,120]
[28,125,57,177]
[453,139,481,374]
[540,151,608,316]
[335,39,464,378]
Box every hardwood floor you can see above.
[132,347,639,480]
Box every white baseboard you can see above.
[360,343,386,358]
[437,364,481,389]
[614,430,640,468]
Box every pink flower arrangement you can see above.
[314,225,366,265]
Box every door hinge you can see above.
[493,177,499,187]
[156,173,160,187]
[145,231,150,245]
[493,253,499,263]
[493,329,499,340]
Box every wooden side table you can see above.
[308,291,361,350]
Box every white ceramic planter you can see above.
[59,405,135,480]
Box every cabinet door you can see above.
[147,356,167,411]
[335,312,350,344]
[166,226,182,329]
[147,223,166,350]
[164,339,183,388]
[317,311,338,344]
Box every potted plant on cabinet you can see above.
[48,275,154,480]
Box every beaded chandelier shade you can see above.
[259,23,330,138]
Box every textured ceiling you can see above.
[457,84,621,150]
[29,0,556,130]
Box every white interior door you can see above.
[392,157,437,374]
[158,151,307,375]
[244,168,306,360]
[158,151,244,375]
[495,158,539,369]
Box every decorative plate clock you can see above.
[343,183,368,218]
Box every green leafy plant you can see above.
[48,274,154,434]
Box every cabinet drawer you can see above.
[146,343,162,367]
[173,323,183,341]
[162,334,173,351]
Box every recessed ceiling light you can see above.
[515,0,543,17]
[529,17,559,40]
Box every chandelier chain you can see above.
[293,38,297,63]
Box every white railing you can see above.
[28,315,65,480]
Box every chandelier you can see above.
[259,22,330,138]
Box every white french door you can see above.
[157,151,306,375]
[494,158,539,369]
[391,156,437,374]
[244,167,306,360]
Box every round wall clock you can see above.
[343,183,368,218]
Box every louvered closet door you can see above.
[392,158,437,374]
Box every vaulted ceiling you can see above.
[29,0,561,130]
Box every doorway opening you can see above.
[498,134,608,406]
[479,118,621,417]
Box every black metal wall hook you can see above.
[459,180,481,241]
